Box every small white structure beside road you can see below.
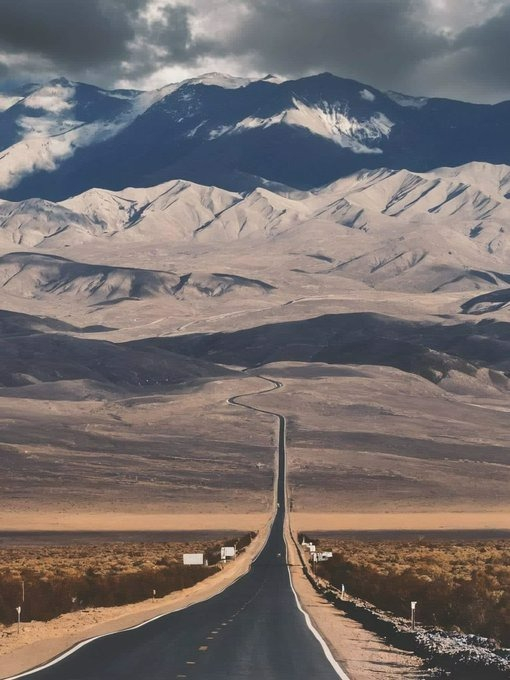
[183,553,205,566]
[221,546,236,561]
[302,538,332,564]
[313,551,333,562]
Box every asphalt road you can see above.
[10,378,344,680]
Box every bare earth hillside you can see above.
[0,162,509,531]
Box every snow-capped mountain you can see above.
[3,72,510,201]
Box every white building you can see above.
[313,551,333,562]
[221,546,236,561]
[183,553,205,566]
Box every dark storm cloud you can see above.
[0,0,206,86]
[0,0,140,67]
[0,0,510,102]
[214,0,450,88]
[122,3,213,81]
[209,0,510,101]
[453,5,510,94]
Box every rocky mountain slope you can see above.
[0,252,275,304]
[3,73,510,200]
[1,162,509,296]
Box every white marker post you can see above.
[21,581,25,603]
[15,606,21,634]
[341,584,345,600]
[152,589,156,603]
[411,601,417,630]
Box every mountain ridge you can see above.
[3,72,510,201]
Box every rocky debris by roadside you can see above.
[297,550,509,679]
[318,581,509,679]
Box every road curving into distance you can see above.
[6,376,348,680]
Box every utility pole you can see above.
[411,601,417,630]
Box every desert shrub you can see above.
[0,564,217,625]
[318,546,510,646]
[0,533,253,626]
[232,532,256,551]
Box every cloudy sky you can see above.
[0,0,508,102]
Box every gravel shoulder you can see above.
[285,522,428,680]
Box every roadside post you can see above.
[15,606,21,634]
[21,580,25,603]
[411,601,417,630]
[152,589,156,602]
[341,584,345,600]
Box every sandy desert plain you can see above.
[0,165,510,673]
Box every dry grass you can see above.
[312,535,510,646]
[0,534,254,626]
[319,536,510,583]
[0,539,226,580]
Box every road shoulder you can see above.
[285,524,427,680]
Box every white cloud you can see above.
[420,0,506,33]
[18,115,80,137]
[23,83,75,113]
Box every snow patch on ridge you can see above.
[0,95,23,112]
[211,98,393,153]
[360,89,376,102]
[387,91,428,109]
[0,84,163,192]
[186,72,253,89]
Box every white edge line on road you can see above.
[286,559,351,680]
[4,516,276,680]
[3,597,202,680]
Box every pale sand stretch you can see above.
[292,512,510,532]
[0,512,269,532]
[0,517,271,680]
